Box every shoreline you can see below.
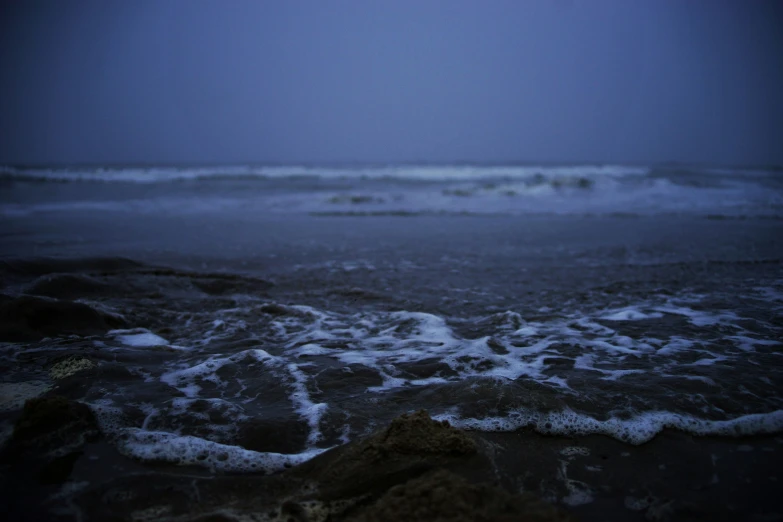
[2,401,782,521]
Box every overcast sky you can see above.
[1,0,781,165]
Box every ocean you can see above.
[1,163,782,521]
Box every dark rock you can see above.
[0,396,100,499]
[285,411,570,521]
[26,273,113,299]
[351,469,573,522]
[10,396,99,456]
[295,410,478,502]
[0,294,126,341]
[37,451,83,484]
[0,256,141,277]
[375,410,476,455]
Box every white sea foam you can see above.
[557,456,594,506]
[600,307,663,321]
[754,285,783,304]
[688,355,728,366]
[725,335,782,352]
[89,348,331,472]
[433,409,783,445]
[653,305,739,327]
[117,428,327,473]
[160,349,276,397]
[159,348,328,448]
[286,363,328,445]
[81,290,783,470]
[246,296,783,400]
[111,331,169,347]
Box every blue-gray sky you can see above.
[1,0,781,165]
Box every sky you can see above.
[1,0,781,166]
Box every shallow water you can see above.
[1,165,782,509]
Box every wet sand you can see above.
[1,401,781,521]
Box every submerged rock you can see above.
[49,355,97,380]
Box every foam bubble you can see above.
[87,398,128,435]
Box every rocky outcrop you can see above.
[351,469,571,522]
[64,410,572,522]
[0,294,125,341]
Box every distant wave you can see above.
[3,164,782,218]
[1,164,651,184]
